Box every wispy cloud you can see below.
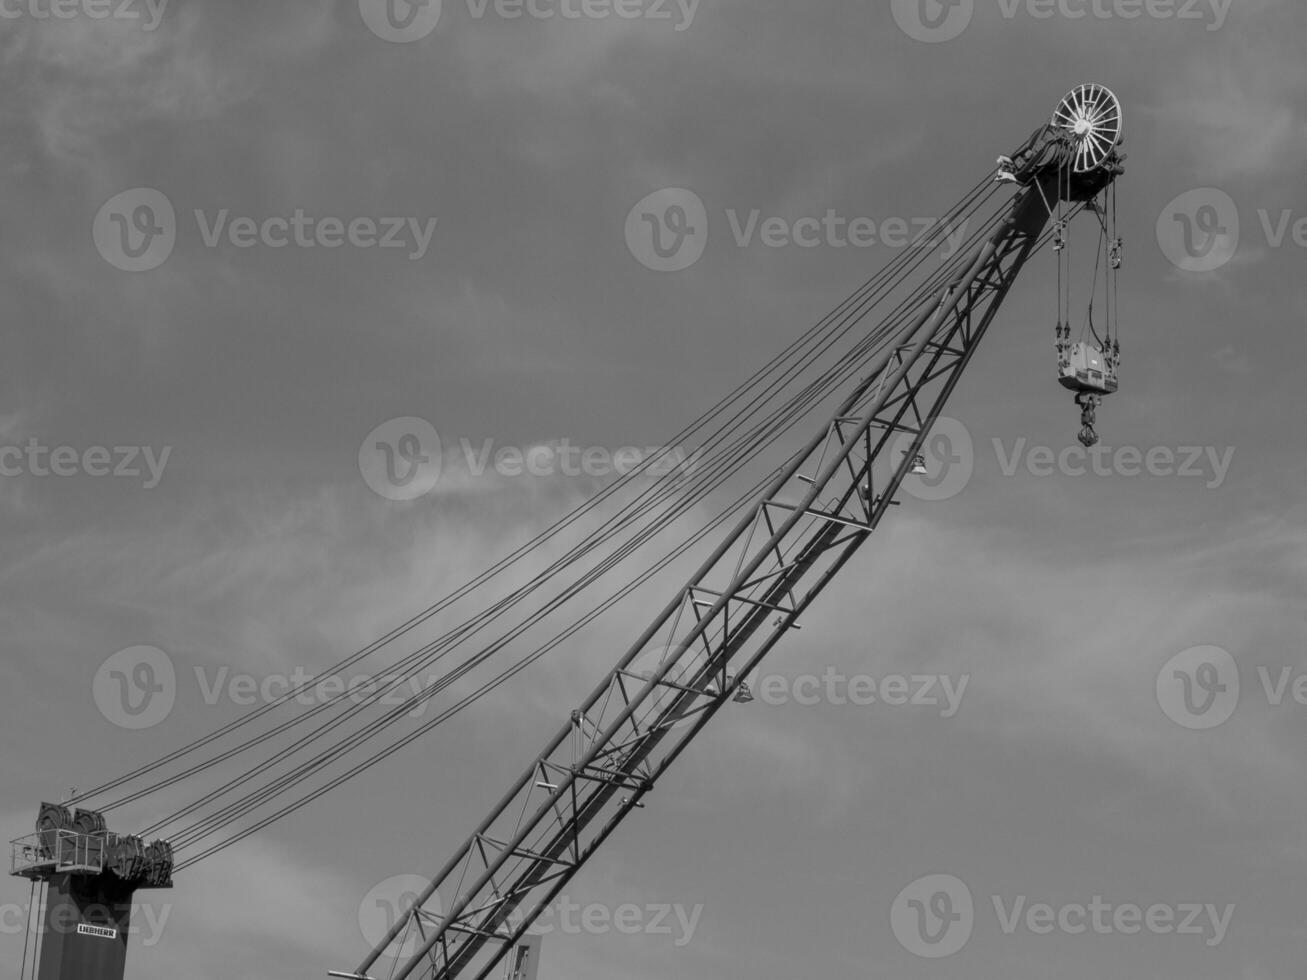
[1151,36,1307,180]
[2,1,336,170]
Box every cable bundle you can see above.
[62,171,1062,873]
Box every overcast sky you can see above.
[2,1,1306,979]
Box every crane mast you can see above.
[347,99,1125,980]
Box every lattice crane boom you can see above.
[348,95,1125,980]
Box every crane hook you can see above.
[1075,392,1101,448]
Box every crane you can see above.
[10,85,1125,980]
[337,84,1126,980]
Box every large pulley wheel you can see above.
[36,802,72,857]
[1052,84,1122,173]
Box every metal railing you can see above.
[10,830,116,878]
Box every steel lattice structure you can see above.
[346,158,1120,980]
